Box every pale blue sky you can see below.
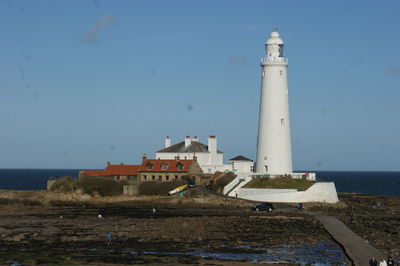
[1,0,400,171]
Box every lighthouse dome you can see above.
[266,31,284,45]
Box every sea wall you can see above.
[237,182,339,203]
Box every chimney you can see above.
[120,163,124,165]
[107,161,111,166]
[165,136,171,148]
[192,136,199,142]
[208,135,217,153]
[142,154,147,161]
[185,136,191,147]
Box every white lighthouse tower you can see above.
[256,31,292,174]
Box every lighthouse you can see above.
[256,31,292,174]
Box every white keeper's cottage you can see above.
[155,136,254,174]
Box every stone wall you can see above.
[123,185,138,196]
[47,180,56,190]
[138,172,186,182]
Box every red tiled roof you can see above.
[105,164,139,175]
[82,164,139,176]
[138,159,193,173]
[82,170,110,176]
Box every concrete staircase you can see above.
[223,173,253,197]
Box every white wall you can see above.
[236,182,339,203]
[203,163,231,174]
[231,161,254,173]
[155,152,225,174]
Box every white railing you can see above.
[223,173,253,196]
[260,57,288,64]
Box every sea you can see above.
[0,169,399,196]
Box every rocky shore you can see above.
[0,190,397,265]
[309,193,400,260]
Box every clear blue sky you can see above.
[1,0,400,171]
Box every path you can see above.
[212,189,386,265]
[310,213,385,266]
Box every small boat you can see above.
[168,184,188,196]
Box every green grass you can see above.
[49,176,128,196]
[243,177,315,191]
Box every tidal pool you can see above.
[90,239,348,265]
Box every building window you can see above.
[143,175,147,181]
[161,163,168,170]
[146,163,154,170]
[278,44,284,57]
[208,168,211,173]
[115,175,120,180]
[177,163,184,170]
[152,175,155,181]
[175,175,179,179]
[166,175,169,181]
[250,166,254,172]
[158,175,162,181]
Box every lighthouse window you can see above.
[281,118,285,125]
[280,70,283,76]
[278,45,284,57]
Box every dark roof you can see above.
[229,155,253,162]
[156,141,223,154]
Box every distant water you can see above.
[0,169,399,196]
[313,171,400,197]
[0,169,81,190]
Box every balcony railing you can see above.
[260,57,288,64]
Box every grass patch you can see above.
[243,177,315,191]
[49,176,128,196]
[138,180,187,196]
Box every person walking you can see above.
[380,258,387,266]
[387,256,394,266]
[370,257,378,266]
[106,232,112,246]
